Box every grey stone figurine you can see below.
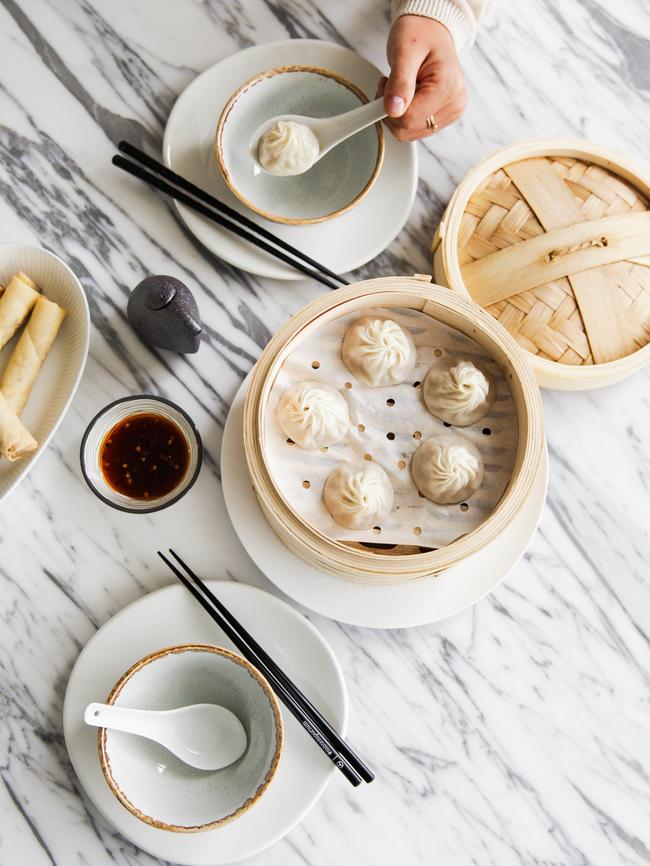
[127,275,202,354]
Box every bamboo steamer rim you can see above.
[243,276,545,583]
[434,138,650,389]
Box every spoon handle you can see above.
[320,97,387,151]
[85,702,157,740]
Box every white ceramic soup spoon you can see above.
[85,702,248,771]
[250,97,387,176]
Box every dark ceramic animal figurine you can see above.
[127,275,202,354]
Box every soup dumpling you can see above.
[342,317,416,387]
[423,357,495,426]
[277,381,349,450]
[324,462,394,529]
[411,434,484,505]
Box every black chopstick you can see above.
[158,549,374,787]
[114,141,349,290]
[118,141,348,287]
[167,549,374,784]
[158,551,363,787]
[113,155,341,291]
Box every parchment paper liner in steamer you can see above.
[264,306,518,549]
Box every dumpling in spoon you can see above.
[324,462,394,529]
[277,381,349,450]
[411,434,484,505]
[258,121,320,176]
[342,317,416,387]
[423,357,495,426]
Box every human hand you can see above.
[378,15,468,141]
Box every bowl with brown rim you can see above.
[96,644,283,832]
[215,64,384,225]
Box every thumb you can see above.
[384,49,422,117]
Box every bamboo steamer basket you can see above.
[243,276,545,583]
[432,139,650,390]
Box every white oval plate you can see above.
[163,39,417,280]
[221,375,548,628]
[0,244,90,502]
[63,581,348,865]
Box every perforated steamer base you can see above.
[434,141,650,390]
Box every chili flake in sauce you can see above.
[100,413,189,500]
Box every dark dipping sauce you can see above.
[100,413,189,500]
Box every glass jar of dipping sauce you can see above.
[80,396,202,513]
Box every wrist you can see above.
[390,0,474,52]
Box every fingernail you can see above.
[386,95,406,117]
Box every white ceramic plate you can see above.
[63,581,348,865]
[0,244,90,501]
[163,40,417,279]
[221,375,549,628]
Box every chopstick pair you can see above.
[113,141,349,291]
[158,549,374,788]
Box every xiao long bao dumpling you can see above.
[277,381,350,450]
[411,434,484,505]
[323,462,394,529]
[423,357,495,427]
[342,317,416,387]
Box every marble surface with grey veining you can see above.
[1,0,650,864]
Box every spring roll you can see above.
[0,272,40,350]
[1,296,66,415]
[0,390,37,460]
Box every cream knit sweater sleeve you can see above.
[391,0,489,52]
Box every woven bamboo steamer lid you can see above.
[243,276,544,584]
[432,139,650,390]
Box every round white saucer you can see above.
[63,581,347,865]
[163,39,417,280]
[221,376,548,628]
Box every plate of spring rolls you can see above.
[0,244,89,501]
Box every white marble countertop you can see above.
[1,1,650,864]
